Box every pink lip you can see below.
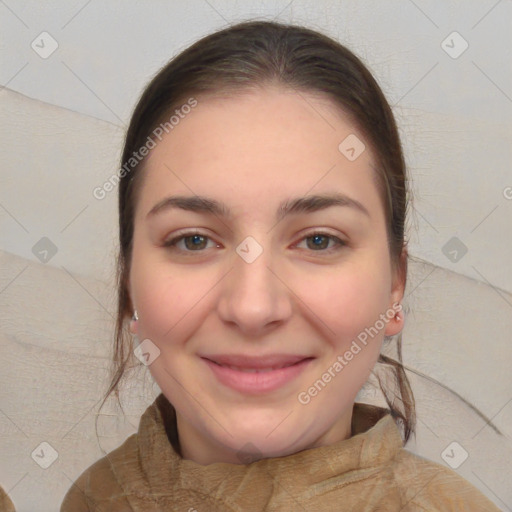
[201,354,314,394]
[201,353,310,368]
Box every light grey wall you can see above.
[1,0,511,289]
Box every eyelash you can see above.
[163,230,346,255]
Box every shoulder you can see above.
[0,485,16,512]
[61,395,176,511]
[60,433,139,512]
[390,448,502,511]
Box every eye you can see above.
[163,231,218,252]
[295,232,346,253]
[163,230,346,255]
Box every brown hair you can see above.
[100,19,416,446]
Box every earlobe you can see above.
[384,302,404,337]
[385,244,407,337]
[126,275,138,334]
[129,309,139,334]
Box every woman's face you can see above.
[128,86,405,465]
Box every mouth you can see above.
[209,362,299,373]
[201,354,314,394]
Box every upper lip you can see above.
[201,354,313,369]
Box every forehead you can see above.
[137,87,383,223]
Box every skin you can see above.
[128,85,406,465]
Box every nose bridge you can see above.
[217,234,292,333]
[235,236,274,292]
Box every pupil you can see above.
[310,235,327,249]
[186,235,205,250]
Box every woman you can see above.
[61,20,501,511]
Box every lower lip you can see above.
[202,358,313,395]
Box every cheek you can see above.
[130,232,221,355]
[131,254,215,343]
[297,257,392,348]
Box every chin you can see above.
[215,415,306,459]
[221,433,302,463]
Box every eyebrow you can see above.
[146,192,370,221]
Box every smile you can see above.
[214,361,299,373]
[201,355,314,394]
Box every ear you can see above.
[384,244,407,337]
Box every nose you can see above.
[217,240,293,337]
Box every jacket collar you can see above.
[120,393,403,499]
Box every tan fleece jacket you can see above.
[61,394,501,511]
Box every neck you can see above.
[174,406,354,466]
